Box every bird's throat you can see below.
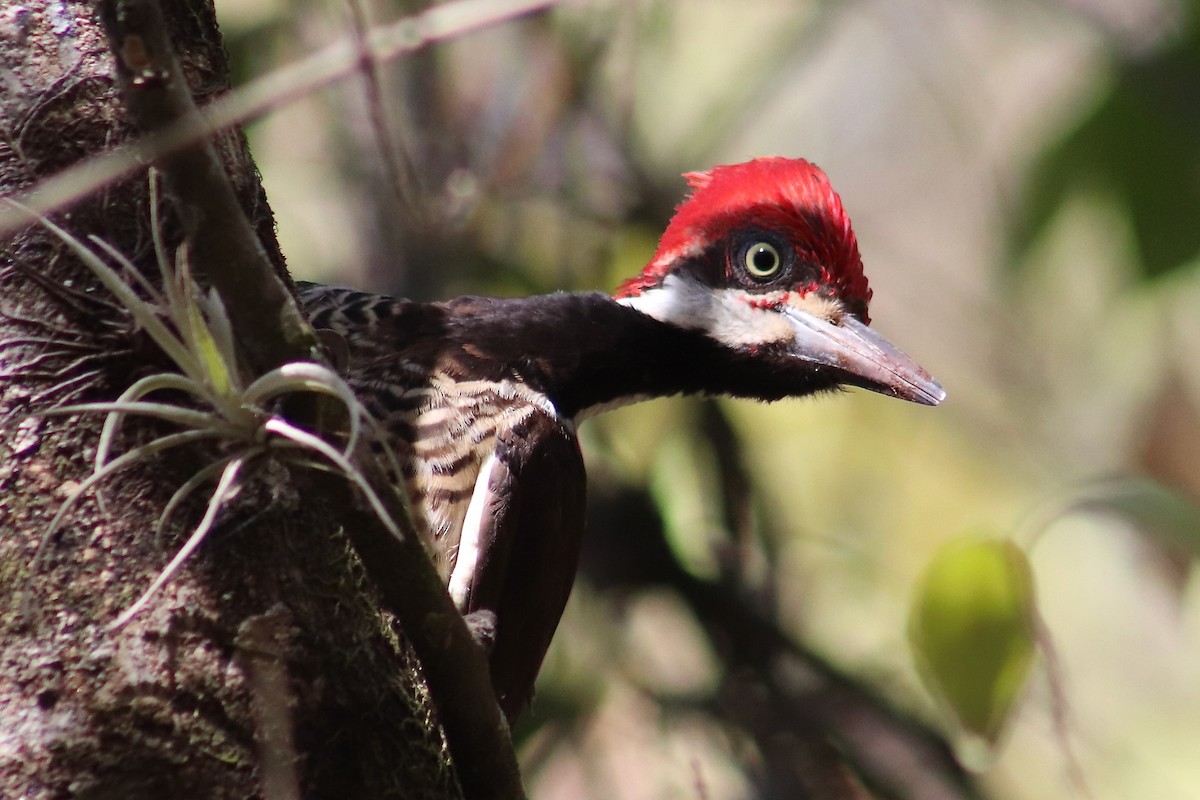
[443,292,812,420]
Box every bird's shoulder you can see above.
[298,282,437,342]
[297,282,583,442]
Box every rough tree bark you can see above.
[0,3,463,798]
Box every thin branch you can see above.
[346,0,425,217]
[1037,613,1092,800]
[584,481,982,800]
[674,564,982,800]
[94,0,315,376]
[235,606,304,800]
[0,0,566,238]
[313,455,527,800]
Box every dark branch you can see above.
[94,0,315,375]
[91,2,526,797]
[328,465,526,799]
[583,478,983,800]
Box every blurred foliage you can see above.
[213,0,1200,797]
[1073,477,1200,558]
[1013,6,1200,281]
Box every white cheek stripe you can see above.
[616,274,797,350]
[447,450,500,610]
[616,273,722,334]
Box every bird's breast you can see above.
[362,371,568,582]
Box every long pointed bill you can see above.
[783,309,946,406]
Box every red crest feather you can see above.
[616,157,872,319]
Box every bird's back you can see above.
[299,283,573,579]
[299,283,587,720]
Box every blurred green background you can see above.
[214,0,1200,797]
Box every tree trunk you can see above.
[0,2,460,797]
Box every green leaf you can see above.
[1011,25,1200,281]
[908,537,1037,743]
[177,251,235,397]
[1080,477,1200,558]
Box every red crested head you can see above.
[615,157,872,322]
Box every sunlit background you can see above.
[214,1,1200,797]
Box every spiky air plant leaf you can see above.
[7,184,404,631]
[181,267,237,399]
[108,454,251,631]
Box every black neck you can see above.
[438,293,837,418]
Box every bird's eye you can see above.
[743,241,782,279]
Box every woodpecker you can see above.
[300,157,944,723]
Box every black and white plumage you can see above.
[299,157,944,723]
